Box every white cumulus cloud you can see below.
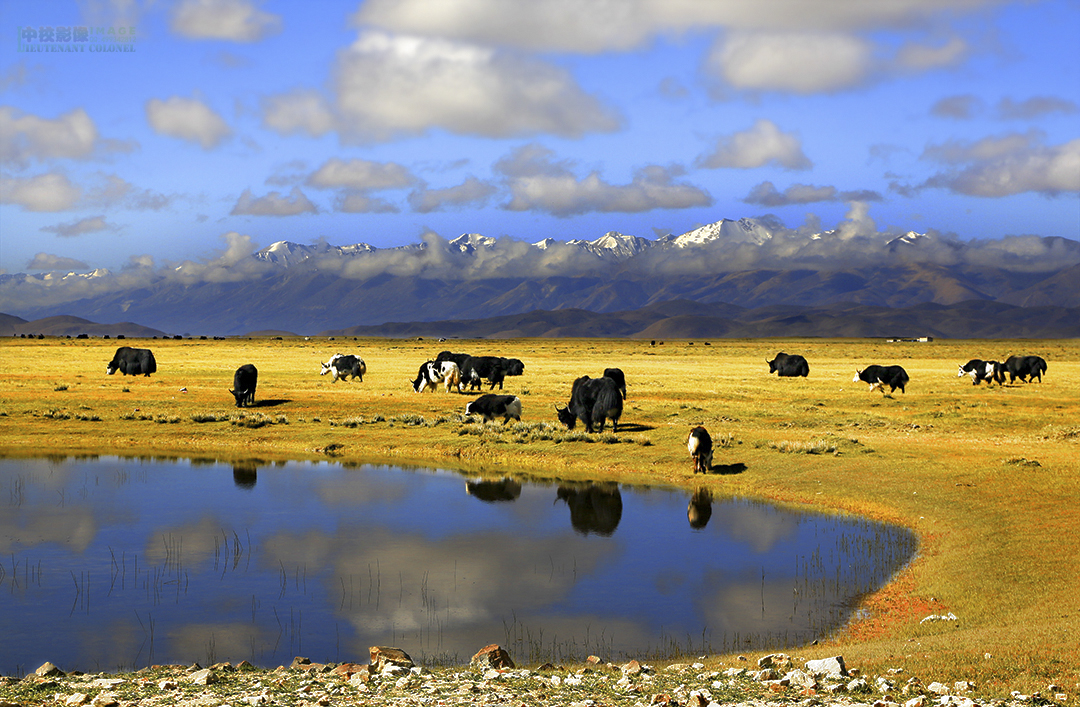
[264,31,620,142]
[710,31,873,93]
[921,135,1080,197]
[409,177,497,213]
[697,119,812,170]
[0,172,82,211]
[146,96,232,149]
[171,0,282,42]
[497,144,711,216]
[40,215,116,237]
[306,158,416,190]
[0,107,99,165]
[230,187,317,216]
[354,0,1003,52]
[26,253,90,271]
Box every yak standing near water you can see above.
[767,352,809,377]
[556,375,623,433]
[230,364,258,407]
[687,426,713,474]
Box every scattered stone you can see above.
[470,643,515,670]
[783,669,817,689]
[330,663,366,679]
[758,653,793,670]
[848,677,871,693]
[806,656,848,677]
[190,668,217,686]
[369,646,415,674]
[0,654,1045,707]
[90,678,124,689]
[36,662,65,677]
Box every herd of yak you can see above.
[104,344,1049,475]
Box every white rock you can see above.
[190,668,217,686]
[805,656,847,677]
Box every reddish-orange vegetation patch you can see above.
[836,562,940,643]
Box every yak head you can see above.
[555,405,577,430]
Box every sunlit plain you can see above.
[0,335,1077,696]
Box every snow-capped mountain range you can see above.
[247,217,926,269]
[2,215,1077,336]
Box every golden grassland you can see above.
[1,335,1078,696]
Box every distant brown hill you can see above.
[321,299,1080,339]
[7,259,1077,336]
[1,314,166,338]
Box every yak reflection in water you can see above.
[232,462,258,489]
[688,487,713,529]
[555,483,623,536]
[465,477,522,502]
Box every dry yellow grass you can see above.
[1,335,1078,696]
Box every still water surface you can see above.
[0,456,916,674]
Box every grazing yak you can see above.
[1001,355,1047,383]
[435,351,471,370]
[602,367,627,400]
[957,359,1003,386]
[853,365,910,394]
[230,364,258,407]
[767,352,810,377]
[465,394,522,423]
[556,375,623,433]
[459,355,510,391]
[320,353,366,382]
[106,346,157,377]
[413,360,461,393]
[437,351,524,391]
[687,426,713,474]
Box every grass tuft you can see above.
[191,412,230,423]
[230,412,274,428]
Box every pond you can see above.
[0,456,916,675]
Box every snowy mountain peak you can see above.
[449,233,498,254]
[671,218,773,248]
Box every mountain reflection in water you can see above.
[0,456,915,674]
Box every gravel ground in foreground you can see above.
[0,653,1069,707]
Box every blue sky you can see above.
[1,0,1077,275]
